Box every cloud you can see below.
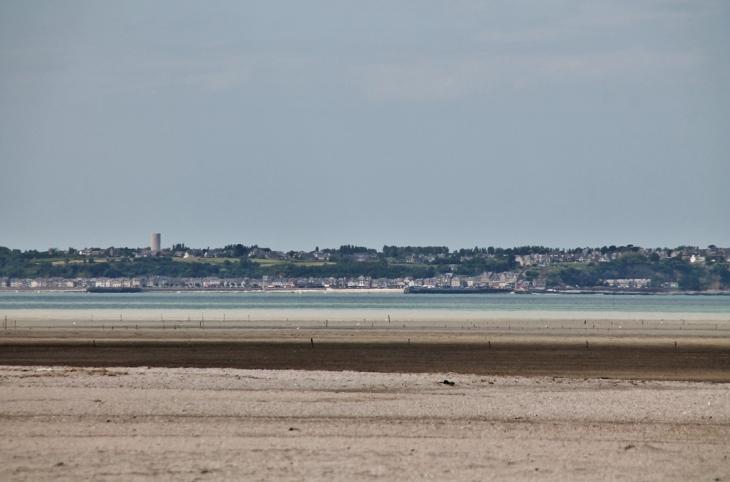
[178,56,254,92]
[355,60,480,101]
[355,48,704,102]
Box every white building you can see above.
[151,233,161,254]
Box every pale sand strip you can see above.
[1,366,728,481]
[4,308,730,324]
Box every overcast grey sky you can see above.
[1,1,728,251]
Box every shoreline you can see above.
[0,287,406,294]
[3,287,730,295]
[3,311,730,325]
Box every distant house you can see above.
[351,253,378,262]
[689,255,706,265]
[604,278,651,289]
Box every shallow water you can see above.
[1,291,730,325]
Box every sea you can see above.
[1,291,730,329]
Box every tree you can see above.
[225,244,249,258]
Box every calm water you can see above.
[2,291,730,314]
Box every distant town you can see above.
[1,234,729,293]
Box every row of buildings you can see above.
[2,271,541,291]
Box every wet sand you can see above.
[1,328,729,381]
[1,366,728,481]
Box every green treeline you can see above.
[548,253,730,290]
[271,261,436,279]
[0,247,436,279]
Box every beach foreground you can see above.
[1,365,728,481]
[2,328,729,480]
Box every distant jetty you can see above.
[86,287,142,294]
[404,286,511,294]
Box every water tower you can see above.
[151,233,161,254]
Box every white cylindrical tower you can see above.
[151,233,161,254]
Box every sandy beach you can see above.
[1,365,728,481]
[2,325,729,480]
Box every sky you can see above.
[1,1,728,251]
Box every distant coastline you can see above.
[4,244,730,294]
[2,286,730,296]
